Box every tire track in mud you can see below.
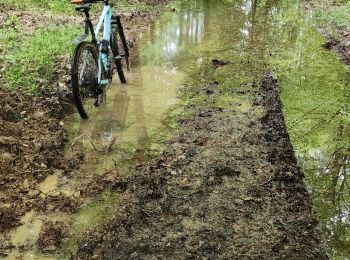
[76,74,328,259]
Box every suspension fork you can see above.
[112,15,130,70]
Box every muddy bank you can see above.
[0,88,82,254]
[76,73,327,259]
[0,89,74,217]
[305,1,350,66]
[319,28,350,66]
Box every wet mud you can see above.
[37,221,67,254]
[75,74,327,259]
[320,29,350,66]
[0,88,82,256]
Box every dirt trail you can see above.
[76,74,327,259]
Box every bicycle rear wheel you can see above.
[71,41,99,119]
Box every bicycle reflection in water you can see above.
[71,47,185,174]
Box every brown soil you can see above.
[75,74,328,259]
[37,221,67,254]
[0,208,21,233]
[0,89,72,220]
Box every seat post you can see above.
[83,11,90,35]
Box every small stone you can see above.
[20,111,27,115]
[59,121,64,126]
[40,163,47,169]
[1,152,13,162]
[242,196,253,201]
[285,172,294,178]
[234,199,243,205]
[28,190,40,197]
[23,179,29,190]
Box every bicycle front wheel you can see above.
[111,16,128,83]
[71,41,99,119]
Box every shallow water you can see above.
[5,0,350,258]
[38,175,58,194]
[264,1,350,258]
[276,13,350,260]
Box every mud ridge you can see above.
[259,74,328,259]
[319,28,350,66]
[75,73,328,259]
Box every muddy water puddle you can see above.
[267,1,350,258]
[65,64,185,174]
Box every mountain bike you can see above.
[70,0,129,119]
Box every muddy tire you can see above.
[71,41,99,119]
[111,17,127,84]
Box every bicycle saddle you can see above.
[75,4,91,12]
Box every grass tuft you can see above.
[4,26,80,91]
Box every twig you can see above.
[260,174,275,186]
[105,135,118,154]
[86,135,101,152]
[70,133,87,147]
[19,169,50,175]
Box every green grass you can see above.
[4,25,80,91]
[313,0,350,32]
[0,0,173,14]
[0,0,74,14]
[0,0,174,91]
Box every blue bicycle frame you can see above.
[94,4,112,85]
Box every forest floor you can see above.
[0,0,331,259]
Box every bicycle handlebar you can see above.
[71,0,109,5]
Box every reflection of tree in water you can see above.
[129,45,149,148]
[230,0,350,256]
[307,121,350,256]
[262,0,350,255]
[140,2,204,65]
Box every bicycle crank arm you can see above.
[99,79,110,85]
